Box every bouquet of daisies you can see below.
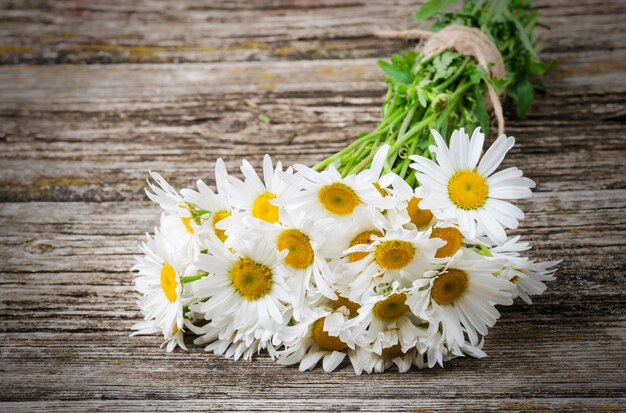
[131,0,560,373]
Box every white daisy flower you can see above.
[145,171,196,250]
[274,162,394,229]
[276,310,356,373]
[483,236,560,304]
[409,127,535,244]
[130,228,193,350]
[407,249,514,349]
[324,205,390,263]
[180,159,234,244]
[190,234,292,339]
[236,209,337,315]
[347,283,428,357]
[226,154,296,224]
[506,259,559,304]
[343,226,445,300]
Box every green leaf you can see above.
[468,66,486,84]
[513,78,533,117]
[439,117,449,139]
[417,87,428,108]
[414,0,458,22]
[491,77,510,92]
[528,60,544,75]
[505,10,539,60]
[528,58,552,75]
[433,51,456,80]
[473,86,489,134]
[378,60,412,84]
[258,114,271,124]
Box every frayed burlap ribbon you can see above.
[376,25,505,135]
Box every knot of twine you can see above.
[376,25,505,135]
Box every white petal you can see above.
[467,127,485,169]
[477,208,507,244]
[323,351,346,372]
[489,186,533,200]
[477,134,515,177]
[300,351,325,371]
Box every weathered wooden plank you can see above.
[0,399,624,413]
[1,49,625,102]
[0,0,624,64]
[0,123,621,201]
[0,320,624,404]
[0,49,625,202]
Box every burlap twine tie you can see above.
[376,25,506,135]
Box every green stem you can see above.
[399,133,421,179]
[314,109,406,171]
[341,142,371,176]
[181,273,206,284]
[347,151,375,176]
[387,105,418,169]
[389,111,438,155]
[437,57,470,91]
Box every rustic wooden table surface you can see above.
[1,1,625,412]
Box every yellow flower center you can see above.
[251,192,279,223]
[374,240,415,270]
[382,343,405,359]
[330,294,361,317]
[160,263,178,302]
[431,269,468,305]
[177,204,195,234]
[448,170,489,210]
[276,229,314,269]
[181,217,194,234]
[348,230,383,262]
[373,182,387,197]
[430,227,463,258]
[212,210,230,242]
[229,258,273,300]
[374,293,410,320]
[312,317,348,351]
[407,197,433,228]
[318,182,360,216]
[172,324,179,334]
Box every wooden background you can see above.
[1,0,625,411]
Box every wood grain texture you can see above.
[0,0,625,412]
